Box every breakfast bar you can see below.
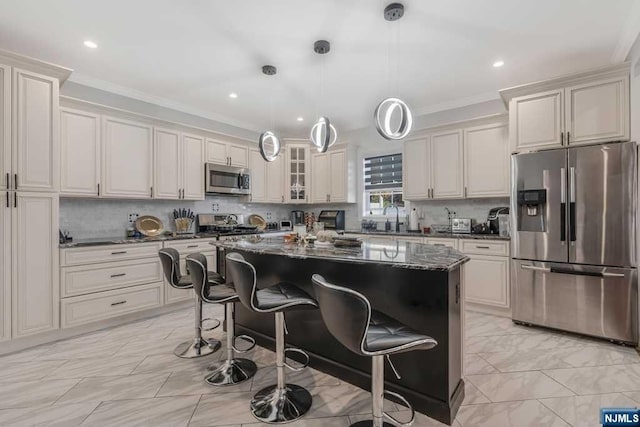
[211,237,469,425]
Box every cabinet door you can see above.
[463,254,509,308]
[266,154,284,203]
[101,116,153,198]
[510,89,563,152]
[13,68,59,192]
[182,133,204,200]
[249,149,266,203]
[60,108,100,196]
[0,192,10,342]
[565,77,629,146]
[329,150,347,202]
[431,130,464,198]
[311,153,329,203]
[0,65,9,191]
[464,123,509,197]
[286,145,309,203]
[228,144,248,168]
[153,128,181,199]
[206,139,228,165]
[12,192,59,337]
[403,138,430,199]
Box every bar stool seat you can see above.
[255,283,318,311]
[312,274,437,427]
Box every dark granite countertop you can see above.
[344,230,510,241]
[211,237,469,271]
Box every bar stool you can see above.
[226,252,318,423]
[158,248,223,358]
[312,274,438,427]
[185,253,258,386]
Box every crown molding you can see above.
[0,48,72,84]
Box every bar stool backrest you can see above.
[185,252,208,300]
[225,252,260,311]
[311,274,370,356]
[159,248,187,289]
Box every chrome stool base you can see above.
[350,422,394,427]
[251,384,313,423]
[173,338,221,359]
[205,358,257,386]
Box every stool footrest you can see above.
[232,334,256,353]
[201,318,221,332]
[383,390,415,427]
[284,347,310,371]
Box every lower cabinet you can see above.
[462,254,509,309]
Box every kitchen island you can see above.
[211,237,469,425]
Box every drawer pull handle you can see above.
[110,300,127,306]
[433,243,445,246]
[110,273,126,278]
[187,245,198,248]
[475,245,490,249]
[111,251,127,255]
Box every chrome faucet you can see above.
[383,204,401,232]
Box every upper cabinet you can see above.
[12,69,59,192]
[0,65,10,191]
[403,118,508,200]
[464,123,509,198]
[266,154,285,203]
[285,143,310,204]
[181,133,204,200]
[311,146,356,204]
[101,116,153,199]
[206,138,248,168]
[153,130,204,201]
[60,108,100,196]
[501,63,630,153]
[249,148,267,203]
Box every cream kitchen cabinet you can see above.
[0,191,9,342]
[12,192,59,337]
[424,238,458,249]
[461,239,510,316]
[502,64,630,152]
[464,123,509,197]
[266,153,285,203]
[101,116,153,198]
[311,147,356,204]
[1,65,10,191]
[431,130,464,199]
[285,143,310,204]
[403,138,431,199]
[153,129,205,200]
[206,138,248,168]
[60,108,100,196]
[249,148,267,203]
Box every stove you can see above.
[196,213,261,237]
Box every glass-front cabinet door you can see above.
[285,143,310,203]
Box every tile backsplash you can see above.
[410,197,510,228]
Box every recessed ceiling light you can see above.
[297,117,304,122]
[229,93,238,99]
[493,60,505,68]
[83,40,98,49]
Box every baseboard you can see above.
[466,302,511,318]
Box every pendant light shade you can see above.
[310,116,337,153]
[374,97,413,140]
[258,131,281,162]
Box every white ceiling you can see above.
[0,0,638,137]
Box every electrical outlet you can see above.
[128,213,139,223]
[266,212,272,220]
[211,203,220,212]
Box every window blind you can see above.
[364,153,402,191]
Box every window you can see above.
[363,153,405,217]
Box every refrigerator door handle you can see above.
[560,167,566,243]
[569,166,576,243]
[549,267,625,278]
[521,264,551,273]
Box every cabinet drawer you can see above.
[424,238,458,249]
[61,282,163,328]
[61,242,162,266]
[460,240,509,256]
[164,239,217,255]
[61,259,163,297]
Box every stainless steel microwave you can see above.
[205,163,251,195]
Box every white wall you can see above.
[628,34,640,142]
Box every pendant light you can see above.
[310,40,337,153]
[374,3,413,141]
[259,65,282,162]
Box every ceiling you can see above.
[0,0,638,137]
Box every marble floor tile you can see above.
[155,369,253,397]
[0,378,81,409]
[623,391,640,404]
[464,354,498,375]
[350,410,460,427]
[540,393,639,427]
[466,371,574,402]
[251,366,341,390]
[0,359,67,382]
[478,349,573,373]
[543,365,640,395]
[465,332,596,355]
[80,395,200,426]
[456,400,570,427]
[189,392,258,426]
[244,416,351,427]
[305,383,398,418]
[0,402,99,427]
[36,338,126,361]
[111,334,188,357]
[57,373,170,403]
[462,381,491,405]
[46,355,145,379]
[556,345,640,367]
[131,351,222,375]
[0,345,53,364]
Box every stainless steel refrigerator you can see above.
[511,141,638,344]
